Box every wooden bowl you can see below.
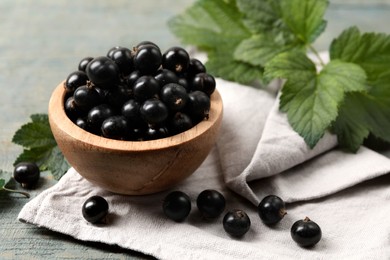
[48,82,223,195]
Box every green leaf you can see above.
[332,73,390,152]
[168,0,250,49]
[12,114,56,148]
[0,178,5,188]
[280,0,328,44]
[0,170,12,185]
[12,114,70,180]
[330,26,390,82]
[264,52,367,147]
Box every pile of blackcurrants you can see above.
[64,41,216,140]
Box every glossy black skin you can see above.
[78,57,94,72]
[177,77,190,92]
[121,99,143,127]
[154,69,179,87]
[65,96,82,119]
[145,126,170,140]
[187,58,206,78]
[86,56,120,88]
[65,71,89,93]
[162,47,190,74]
[140,99,169,125]
[110,47,134,76]
[126,70,142,87]
[13,162,40,188]
[133,45,162,75]
[106,46,121,60]
[160,83,188,111]
[87,104,114,130]
[75,117,88,130]
[196,189,226,219]
[82,196,109,224]
[291,217,322,247]
[163,191,191,222]
[133,76,160,102]
[73,85,101,110]
[106,83,133,110]
[191,73,216,96]
[257,195,286,225]
[101,116,128,140]
[170,112,193,135]
[186,91,210,121]
[223,209,251,237]
[136,41,160,52]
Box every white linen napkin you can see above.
[18,78,390,259]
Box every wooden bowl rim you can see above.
[48,81,223,152]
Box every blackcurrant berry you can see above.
[186,91,210,121]
[177,77,190,92]
[78,57,94,72]
[145,126,170,140]
[121,99,143,127]
[82,195,109,224]
[101,116,128,140]
[162,191,191,222]
[73,85,101,110]
[191,73,216,96]
[75,117,88,130]
[257,195,287,225]
[291,217,322,247]
[154,69,179,87]
[13,162,40,188]
[135,41,160,52]
[140,99,169,125]
[196,189,226,219]
[133,76,160,102]
[65,71,89,93]
[162,47,190,74]
[133,44,162,75]
[187,58,206,78]
[86,56,120,88]
[106,46,121,60]
[169,112,193,135]
[126,70,142,87]
[106,83,133,110]
[160,83,188,111]
[110,47,134,76]
[223,209,251,237]
[65,96,86,119]
[87,104,114,131]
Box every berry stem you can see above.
[1,186,30,198]
[307,44,325,67]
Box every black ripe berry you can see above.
[196,189,226,219]
[154,69,179,87]
[82,196,109,224]
[109,47,134,76]
[73,85,101,110]
[78,57,94,72]
[170,112,193,135]
[140,99,169,125]
[135,41,160,52]
[162,191,191,222]
[126,70,142,87]
[13,162,40,188]
[106,46,121,60]
[101,116,128,140]
[65,96,84,119]
[160,83,188,111]
[65,71,89,94]
[87,104,114,131]
[258,195,287,225]
[223,209,251,237]
[86,56,120,88]
[75,117,88,130]
[133,44,162,75]
[187,58,206,77]
[133,76,160,102]
[187,91,211,121]
[106,83,133,110]
[162,46,190,74]
[145,126,170,140]
[121,99,143,126]
[291,217,322,247]
[191,73,216,96]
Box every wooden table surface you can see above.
[1,1,390,259]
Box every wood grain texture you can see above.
[1,0,390,259]
[49,82,223,195]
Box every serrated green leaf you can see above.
[12,114,56,149]
[168,0,250,49]
[332,73,390,152]
[0,170,12,188]
[44,146,70,180]
[206,42,264,84]
[233,34,302,67]
[14,146,52,170]
[265,52,367,147]
[0,179,5,187]
[330,26,390,82]
[280,0,328,44]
